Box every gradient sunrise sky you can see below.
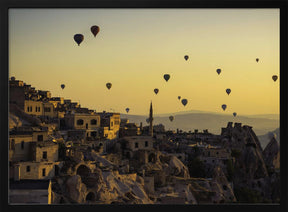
[9,9,279,116]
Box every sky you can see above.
[9,9,279,116]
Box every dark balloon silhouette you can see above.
[169,116,174,122]
[272,75,278,82]
[184,55,189,61]
[216,69,221,75]
[106,83,112,90]
[61,84,65,89]
[163,74,170,82]
[222,104,227,111]
[91,25,100,37]
[154,88,159,94]
[233,112,237,117]
[74,34,84,46]
[178,96,181,100]
[256,58,259,62]
[125,108,129,113]
[146,118,150,124]
[181,99,188,106]
[226,88,231,95]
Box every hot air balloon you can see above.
[125,108,129,113]
[90,25,100,37]
[181,99,188,106]
[256,58,259,62]
[163,74,170,82]
[178,96,181,100]
[146,118,150,124]
[106,83,112,90]
[169,116,174,122]
[184,55,189,61]
[272,75,278,82]
[74,34,84,46]
[216,69,221,75]
[233,112,237,117]
[61,84,65,89]
[222,104,227,111]
[154,88,159,94]
[226,88,231,95]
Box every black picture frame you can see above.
[1,0,287,212]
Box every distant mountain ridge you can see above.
[120,111,279,136]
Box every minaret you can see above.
[149,101,153,137]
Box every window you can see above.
[135,142,138,148]
[27,106,30,112]
[42,168,46,176]
[77,119,84,125]
[111,121,113,127]
[37,135,43,141]
[42,151,47,159]
[90,119,97,125]
[35,106,38,112]
[21,141,24,150]
[38,107,41,112]
[30,106,32,112]
[91,131,97,137]
[26,166,30,172]
[145,141,148,147]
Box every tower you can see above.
[149,101,153,137]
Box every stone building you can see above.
[98,112,120,140]
[9,180,52,204]
[64,112,101,139]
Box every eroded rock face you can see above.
[55,159,153,204]
[168,156,190,178]
[211,166,236,203]
[65,175,87,203]
[263,137,280,170]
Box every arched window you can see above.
[90,119,97,125]
[145,141,148,147]
[135,142,138,148]
[21,141,24,150]
[77,119,84,125]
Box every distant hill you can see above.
[120,112,279,136]
[257,128,280,149]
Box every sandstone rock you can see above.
[65,175,87,203]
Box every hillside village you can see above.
[9,77,280,204]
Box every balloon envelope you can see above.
[74,34,84,46]
[181,99,188,106]
[125,108,129,113]
[256,58,259,62]
[184,55,189,61]
[226,88,231,95]
[178,96,181,100]
[233,112,237,117]
[216,69,221,75]
[106,83,112,90]
[272,75,278,82]
[163,74,170,82]
[222,104,227,111]
[61,84,65,89]
[91,25,100,37]
[154,88,159,94]
[169,116,174,122]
